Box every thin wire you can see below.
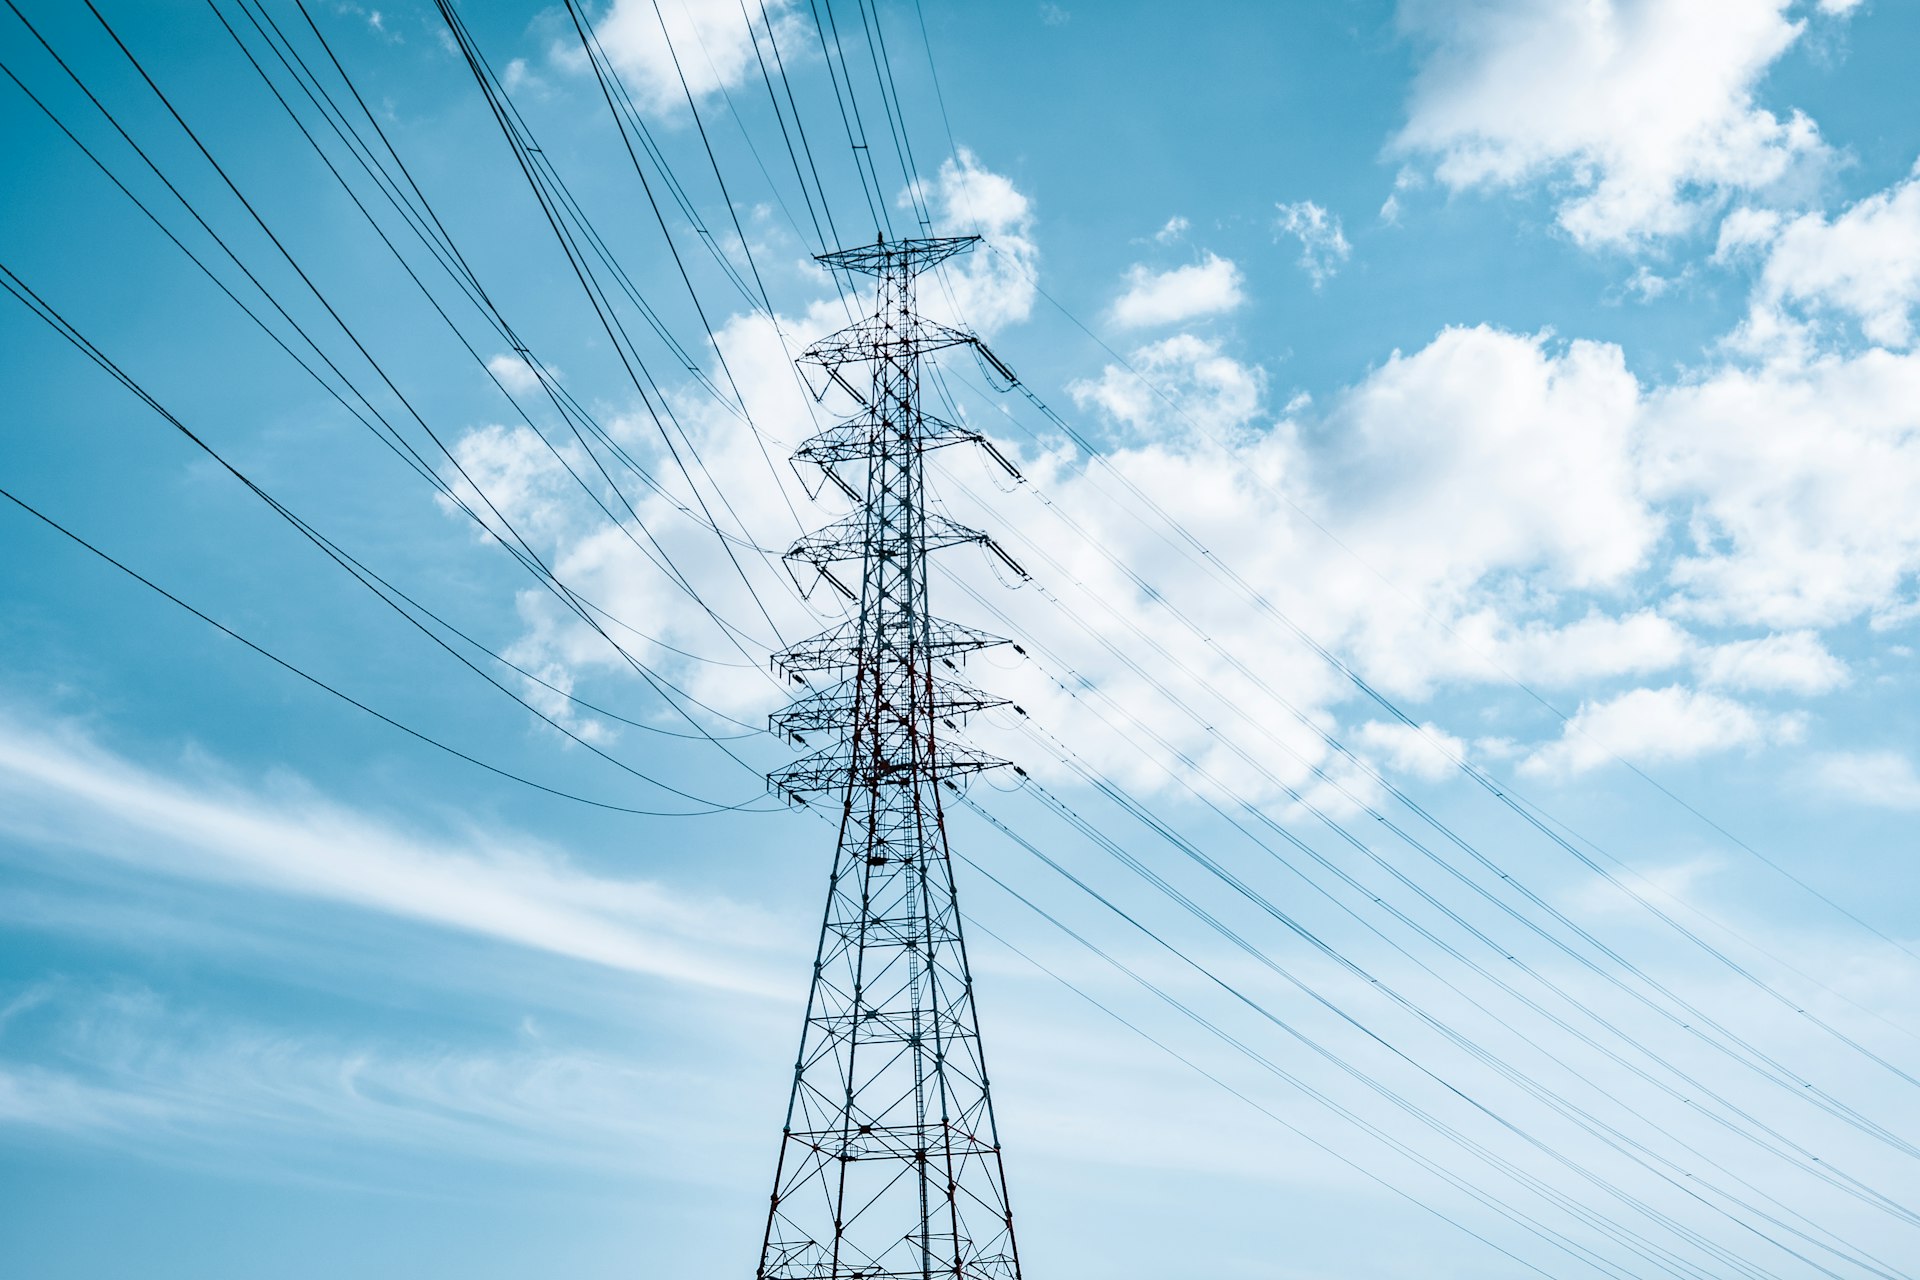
[5,1,774,742]
[0,486,770,817]
[0,262,765,805]
[961,916,1579,1280]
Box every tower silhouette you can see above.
[759,235,1028,1280]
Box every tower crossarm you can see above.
[785,511,996,572]
[771,676,1008,745]
[771,617,1011,681]
[813,233,981,277]
[800,316,980,376]
[768,738,1009,804]
[793,411,1023,503]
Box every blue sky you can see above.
[4,1,1920,1276]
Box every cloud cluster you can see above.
[447,131,1918,809]
[1019,290,1917,781]
[1732,166,1920,351]
[1393,0,1845,246]
[1645,346,1920,629]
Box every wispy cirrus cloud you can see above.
[0,981,747,1184]
[1273,200,1351,287]
[1812,750,1920,810]
[0,713,792,997]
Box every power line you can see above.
[224,0,786,670]
[14,0,783,762]
[0,259,765,805]
[0,485,767,817]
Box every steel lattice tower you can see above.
[760,234,1028,1280]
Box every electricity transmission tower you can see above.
[759,235,1029,1280]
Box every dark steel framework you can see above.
[759,235,1028,1280]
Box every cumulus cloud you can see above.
[1327,326,1654,600]
[1111,254,1246,328]
[486,352,543,397]
[1393,0,1842,246]
[438,422,592,550]
[1743,165,1920,349]
[1714,206,1784,261]
[1643,346,1920,628]
[581,0,805,117]
[918,147,1039,335]
[1446,610,1693,687]
[1520,685,1804,776]
[1354,720,1466,781]
[455,277,1912,810]
[444,152,1038,756]
[1273,200,1351,286]
[1069,333,1264,440]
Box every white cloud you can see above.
[1393,0,1840,246]
[920,148,1039,335]
[582,0,805,116]
[1111,254,1246,328]
[980,323,1678,798]
[1068,333,1265,440]
[439,422,590,550]
[1447,610,1693,687]
[1328,327,1654,599]
[1643,346,1920,628]
[1273,200,1352,287]
[1154,215,1190,245]
[459,276,1918,812]
[0,714,790,995]
[486,352,542,397]
[1622,264,1678,302]
[1714,206,1784,261]
[1520,685,1804,776]
[451,152,1040,757]
[500,56,546,96]
[1812,750,1920,810]
[1354,720,1466,781]
[1695,630,1849,694]
[1748,165,1920,348]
